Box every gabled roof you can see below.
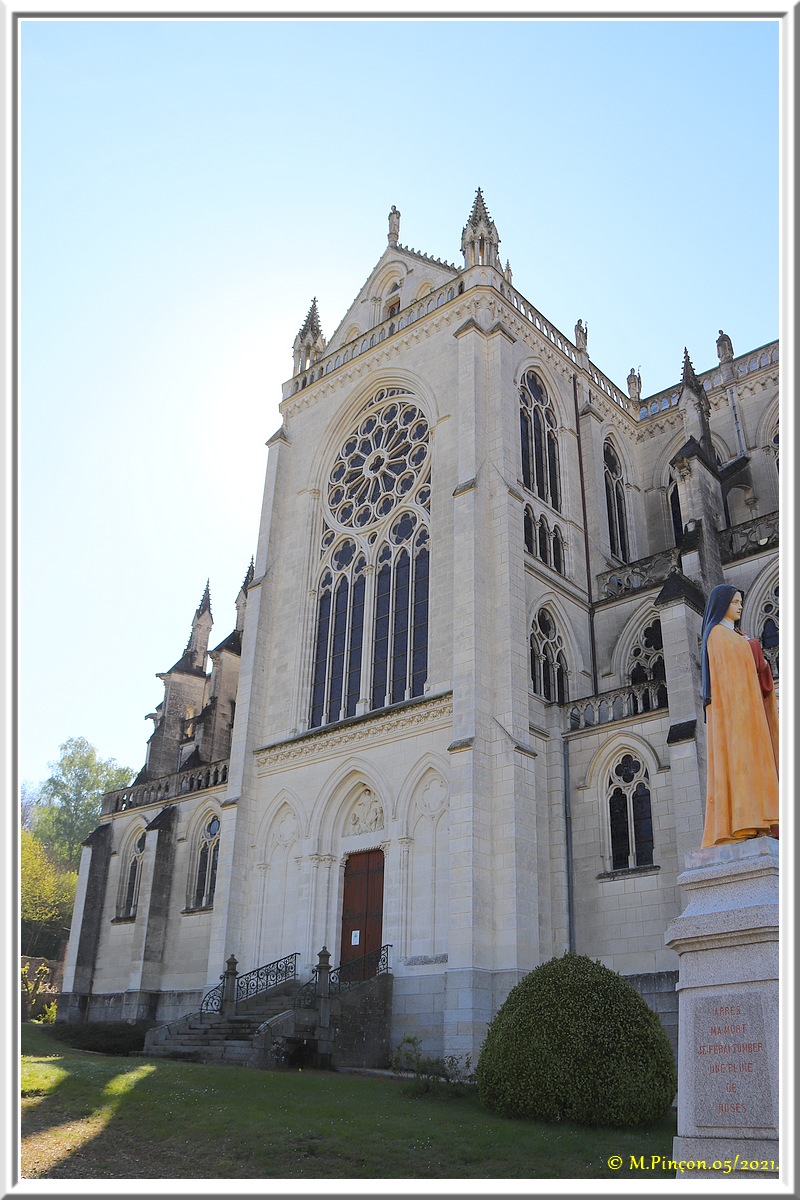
[325,244,458,355]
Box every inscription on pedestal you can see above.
[692,995,774,1129]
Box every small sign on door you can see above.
[351,930,360,946]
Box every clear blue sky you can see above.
[18,14,781,787]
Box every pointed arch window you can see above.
[769,416,779,474]
[520,371,561,511]
[607,754,654,871]
[627,618,668,713]
[311,388,431,729]
[117,829,146,919]
[757,579,779,680]
[530,607,568,702]
[523,505,567,577]
[604,442,630,561]
[189,815,221,910]
[668,474,683,547]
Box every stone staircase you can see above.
[143,981,300,1067]
[141,946,394,1070]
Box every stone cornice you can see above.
[254,693,453,771]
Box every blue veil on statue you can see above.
[700,583,743,719]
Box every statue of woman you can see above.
[700,584,779,847]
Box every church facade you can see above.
[61,193,779,1060]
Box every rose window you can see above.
[327,393,429,530]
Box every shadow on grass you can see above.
[21,1026,677,1181]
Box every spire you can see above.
[680,348,714,463]
[296,298,322,343]
[681,348,703,396]
[293,298,326,374]
[197,579,212,618]
[235,559,254,634]
[461,187,501,269]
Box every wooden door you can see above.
[340,849,384,980]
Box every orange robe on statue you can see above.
[701,624,779,848]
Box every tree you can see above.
[20,829,77,957]
[34,737,134,871]
[20,782,40,831]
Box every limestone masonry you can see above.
[62,192,779,1061]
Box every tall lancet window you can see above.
[603,441,630,561]
[519,370,561,511]
[530,607,568,703]
[310,388,431,729]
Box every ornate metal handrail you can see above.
[236,953,299,1004]
[330,943,391,993]
[200,952,299,1014]
[200,981,223,1014]
[294,944,392,1011]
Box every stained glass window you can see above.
[519,371,561,510]
[607,755,654,870]
[311,388,430,727]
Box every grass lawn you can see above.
[20,1025,677,1180]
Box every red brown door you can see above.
[340,849,384,980]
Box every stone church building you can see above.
[61,192,779,1061]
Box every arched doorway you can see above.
[340,849,384,979]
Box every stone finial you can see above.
[716,329,734,363]
[575,319,588,352]
[388,205,401,247]
[627,367,642,402]
[504,259,513,284]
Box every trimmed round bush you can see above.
[476,954,676,1128]
[47,1021,151,1056]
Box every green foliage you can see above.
[34,1001,58,1025]
[47,1021,151,1056]
[21,961,59,1021]
[20,829,77,957]
[34,737,134,870]
[389,1035,473,1097]
[476,953,677,1128]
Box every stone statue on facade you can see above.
[716,329,734,363]
[388,205,401,247]
[627,367,642,402]
[347,788,384,836]
[575,319,587,352]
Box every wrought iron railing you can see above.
[294,944,392,1011]
[200,952,299,1014]
[236,954,299,1004]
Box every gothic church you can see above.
[62,192,779,1061]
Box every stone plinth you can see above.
[664,838,779,1179]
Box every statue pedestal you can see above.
[664,838,779,1179]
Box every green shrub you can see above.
[476,954,676,1128]
[34,1001,58,1024]
[389,1035,473,1097]
[47,1021,151,1056]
